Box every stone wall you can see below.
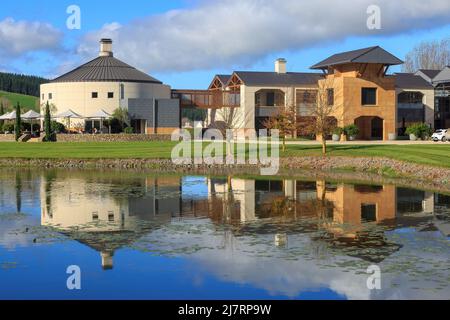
[55,134,172,142]
[0,134,15,142]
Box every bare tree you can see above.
[263,104,296,152]
[403,38,450,72]
[214,106,242,157]
[299,78,339,155]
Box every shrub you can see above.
[51,121,66,133]
[405,123,432,140]
[344,124,360,137]
[2,123,14,133]
[123,127,134,134]
[332,127,344,135]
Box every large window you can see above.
[296,89,317,116]
[362,88,377,105]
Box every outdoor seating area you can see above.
[0,108,115,139]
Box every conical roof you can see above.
[51,56,162,84]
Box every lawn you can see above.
[0,141,449,168]
[0,91,39,112]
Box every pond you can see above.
[0,169,449,300]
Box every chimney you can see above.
[275,58,287,74]
[99,38,113,57]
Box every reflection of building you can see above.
[40,173,183,269]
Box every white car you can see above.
[432,129,449,142]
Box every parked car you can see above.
[431,129,449,142]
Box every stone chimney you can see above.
[275,58,287,74]
[99,38,113,57]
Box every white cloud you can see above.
[77,0,450,72]
[0,18,62,58]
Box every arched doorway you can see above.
[354,116,384,140]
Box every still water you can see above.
[0,169,449,300]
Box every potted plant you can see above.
[344,124,359,141]
[406,123,432,141]
[332,127,343,142]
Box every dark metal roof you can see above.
[418,69,441,80]
[310,46,403,70]
[51,56,162,84]
[232,71,323,86]
[395,73,434,89]
[217,74,231,85]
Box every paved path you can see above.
[284,140,445,145]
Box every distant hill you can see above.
[0,91,40,112]
[0,72,48,97]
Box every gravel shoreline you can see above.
[0,156,449,192]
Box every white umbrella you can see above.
[0,111,16,120]
[55,109,84,133]
[22,110,42,134]
[88,109,112,134]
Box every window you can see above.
[266,92,275,106]
[108,92,114,99]
[120,84,125,100]
[361,204,377,222]
[327,89,334,106]
[92,92,98,98]
[48,93,53,100]
[362,88,377,105]
[41,94,44,100]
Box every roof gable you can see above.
[432,66,450,84]
[311,46,403,70]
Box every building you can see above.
[40,39,180,134]
[176,46,450,140]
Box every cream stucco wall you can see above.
[40,81,171,127]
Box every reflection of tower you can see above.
[101,251,114,270]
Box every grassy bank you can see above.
[0,91,39,111]
[0,141,449,168]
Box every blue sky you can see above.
[1,0,450,89]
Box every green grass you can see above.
[0,91,39,112]
[0,142,449,168]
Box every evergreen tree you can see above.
[14,102,21,141]
[0,101,4,130]
[44,101,52,142]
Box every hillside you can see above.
[0,72,48,97]
[0,91,40,112]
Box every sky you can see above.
[1,0,450,89]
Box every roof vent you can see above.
[99,38,113,57]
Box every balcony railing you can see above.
[172,90,240,109]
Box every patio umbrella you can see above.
[88,109,112,133]
[0,111,16,120]
[22,110,42,134]
[55,109,84,133]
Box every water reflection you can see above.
[0,170,449,299]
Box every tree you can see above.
[44,101,52,142]
[0,101,4,130]
[403,38,450,72]
[263,104,297,152]
[14,102,21,141]
[112,107,130,131]
[215,106,243,158]
[299,78,338,155]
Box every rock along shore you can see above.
[0,156,449,193]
